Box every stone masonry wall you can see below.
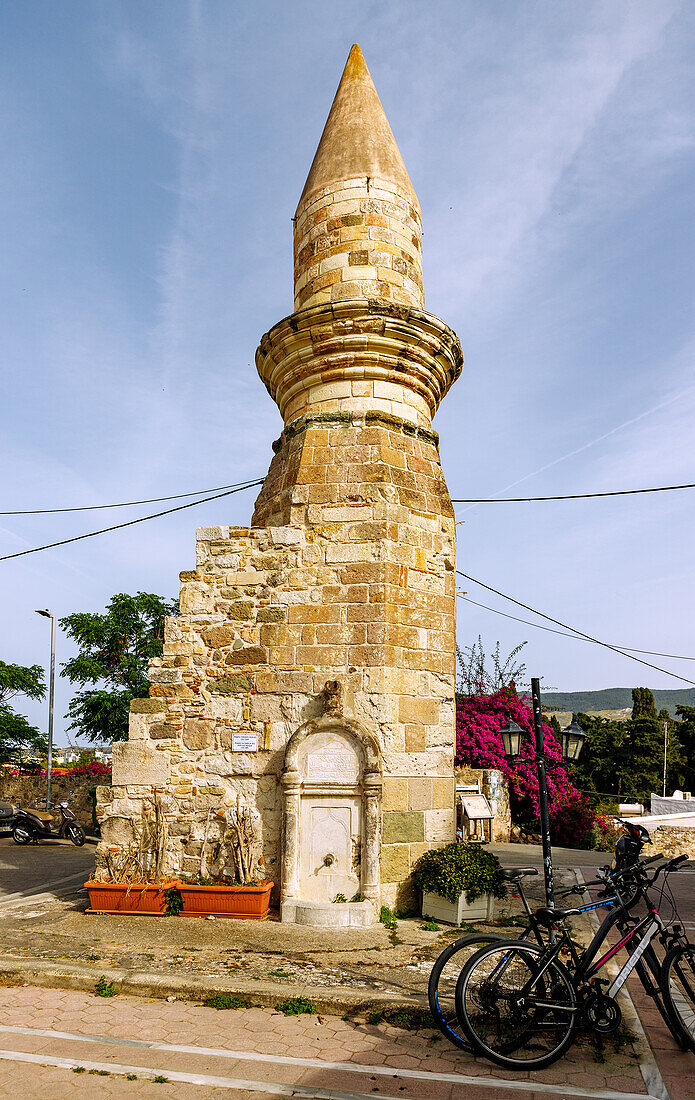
[0,773,102,833]
[99,415,457,907]
[294,176,423,312]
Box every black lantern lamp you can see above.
[561,719,586,763]
[499,719,523,762]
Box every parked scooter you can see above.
[0,802,16,830]
[12,800,85,846]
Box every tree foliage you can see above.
[60,592,178,744]
[572,688,683,802]
[0,660,47,764]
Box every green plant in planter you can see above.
[163,885,183,916]
[413,844,507,905]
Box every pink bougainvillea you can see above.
[456,690,592,846]
[7,761,111,780]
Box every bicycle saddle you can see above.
[501,867,539,881]
[534,905,583,926]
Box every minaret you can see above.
[252,45,463,911]
[99,45,463,921]
[254,44,461,526]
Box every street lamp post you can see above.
[35,609,55,811]
[500,678,586,915]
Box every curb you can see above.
[0,953,428,1017]
[573,868,670,1100]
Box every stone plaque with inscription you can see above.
[111,742,170,786]
[305,734,360,783]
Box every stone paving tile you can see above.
[0,983,655,1099]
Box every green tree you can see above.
[0,660,47,764]
[60,592,178,744]
[672,706,695,792]
[631,687,658,721]
[573,690,682,804]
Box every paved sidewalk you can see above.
[0,984,656,1100]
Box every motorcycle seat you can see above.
[30,811,53,822]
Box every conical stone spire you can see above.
[255,44,462,470]
[293,44,424,313]
[298,44,418,208]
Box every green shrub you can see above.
[203,994,252,1010]
[163,886,183,916]
[379,905,397,929]
[94,976,117,998]
[413,843,507,905]
[275,996,317,1016]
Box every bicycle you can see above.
[428,866,621,1052]
[429,819,653,1053]
[454,853,693,1070]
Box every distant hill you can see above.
[541,688,695,718]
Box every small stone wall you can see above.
[0,773,104,832]
[651,825,695,860]
[455,766,511,842]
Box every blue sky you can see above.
[2,1,694,743]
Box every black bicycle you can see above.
[428,819,653,1052]
[454,853,694,1070]
[428,866,621,1052]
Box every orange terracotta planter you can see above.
[84,880,274,919]
[84,882,166,914]
[179,881,273,919]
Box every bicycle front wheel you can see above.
[428,935,501,1051]
[455,940,579,1070]
[661,944,695,1052]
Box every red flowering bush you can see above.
[456,690,594,845]
[7,760,111,780]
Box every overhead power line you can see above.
[458,593,695,662]
[456,569,695,688]
[451,482,695,503]
[0,480,264,563]
[0,480,260,516]
[3,479,694,516]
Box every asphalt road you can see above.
[0,833,95,903]
[491,841,695,931]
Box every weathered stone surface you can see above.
[209,675,250,695]
[201,626,236,648]
[225,646,267,665]
[226,601,255,620]
[380,844,410,883]
[182,720,213,750]
[149,723,179,741]
[111,742,170,786]
[257,607,286,622]
[129,698,166,714]
[382,811,425,845]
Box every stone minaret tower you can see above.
[99,45,462,922]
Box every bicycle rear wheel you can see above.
[455,940,578,1070]
[661,944,695,1052]
[428,935,500,1051]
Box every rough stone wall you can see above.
[455,765,511,843]
[294,177,423,312]
[0,773,103,832]
[651,825,695,860]
[99,414,457,907]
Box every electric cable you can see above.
[451,482,695,503]
[456,569,695,687]
[0,479,264,563]
[0,479,262,516]
[457,593,695,662]
[4,478,695,516]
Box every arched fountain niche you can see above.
[280,693,381,926]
